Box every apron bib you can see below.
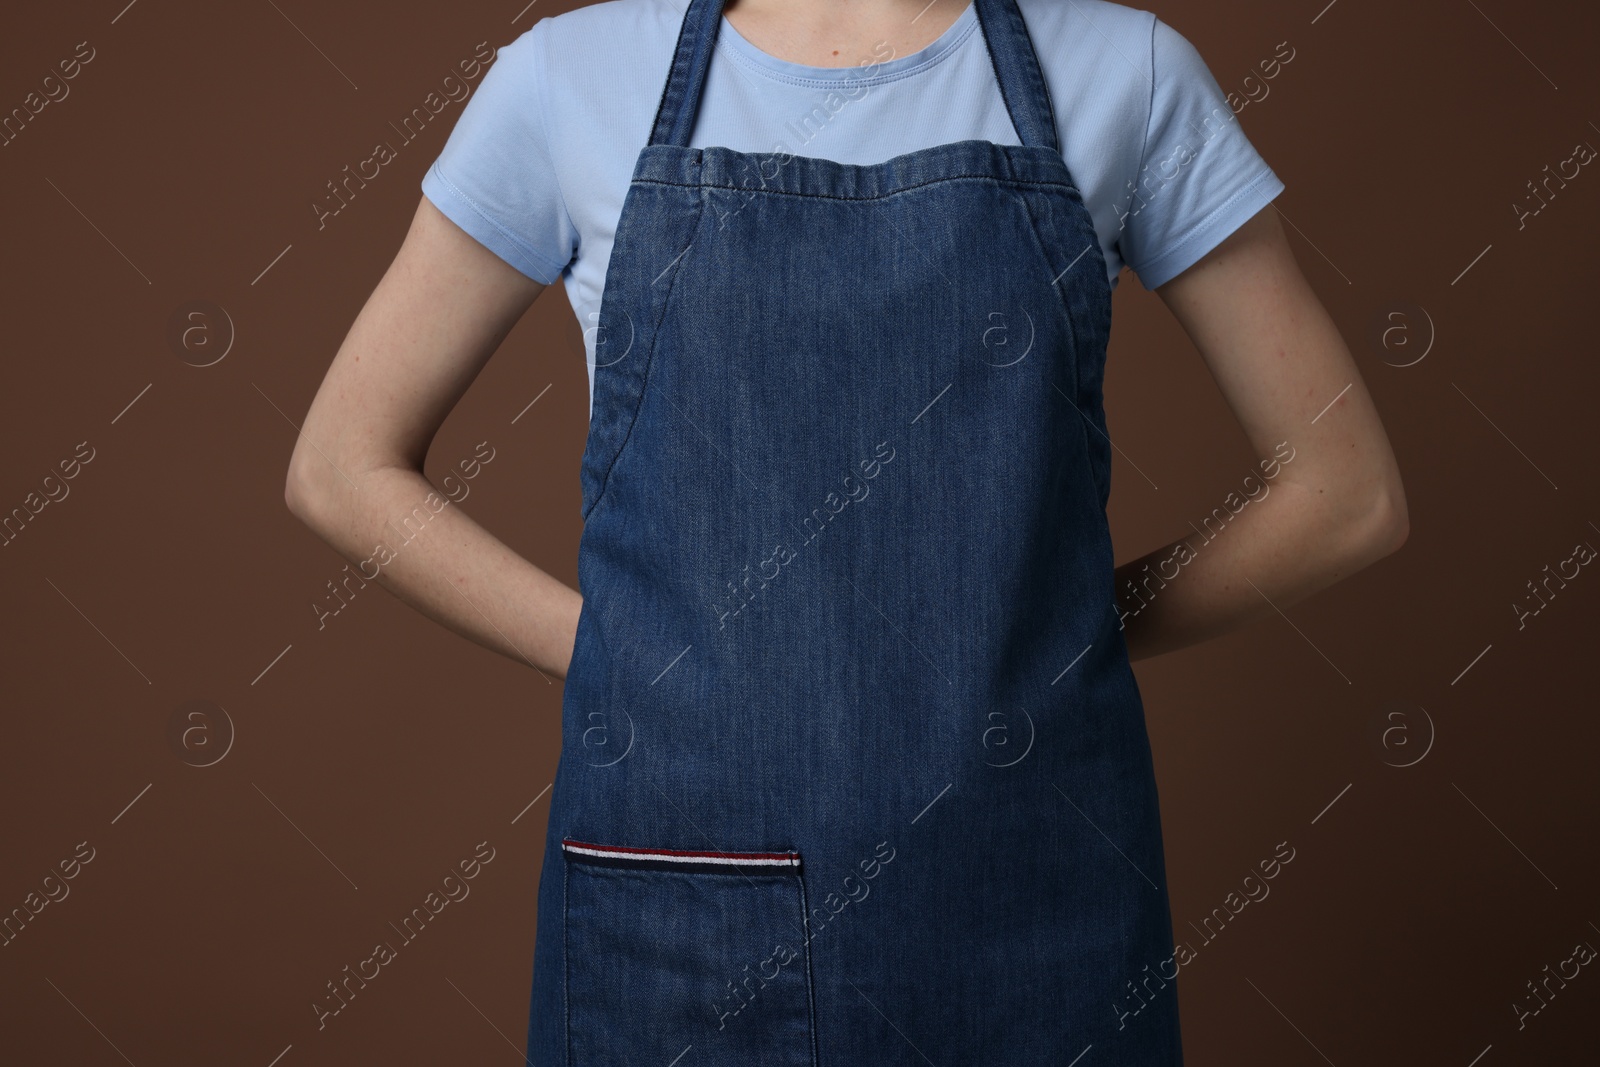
[527,1,1184,1062]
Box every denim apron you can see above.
[526,0,1184,1062]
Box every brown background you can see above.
[3,0,1597,1063]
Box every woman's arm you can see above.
[284,196,582,681]
[1115,206,1409,662]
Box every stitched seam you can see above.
[1011,185,1083,376]
[797,869,821,1067]
[1136,167,1280,286]
[1013,0,1061,154]
[429,163,569,278]
[632,172,1079,201]
[714,11,978,90]
[562,856,571,1067]
[582,179,708,522]
[649,0,699,145]
[972,0,1022,145]
[991,0,1055,152]
[1013,182,1114,504]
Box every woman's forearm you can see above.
[1114,467,1407,663]
[287,461,582,681]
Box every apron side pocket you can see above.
[562,837,816,1067]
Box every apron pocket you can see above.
[562,837,817,1067]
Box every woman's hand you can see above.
[1116,205,1409,661]
[284,196,582,681]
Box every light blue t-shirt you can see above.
[421,0,1285,414]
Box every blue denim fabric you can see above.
[527,0,1184,1062]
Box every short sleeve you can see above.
[1118,17,1286,290]
[420,21,578,284]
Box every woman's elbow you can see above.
[1349,474,1410,563]
[283,442,333,529]
[284,466,313,524]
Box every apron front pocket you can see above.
[562,837,817,1067]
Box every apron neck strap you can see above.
[646,0,1061,154]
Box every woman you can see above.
[286,0,1407,1062]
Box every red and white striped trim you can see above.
[561,837,800,871]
